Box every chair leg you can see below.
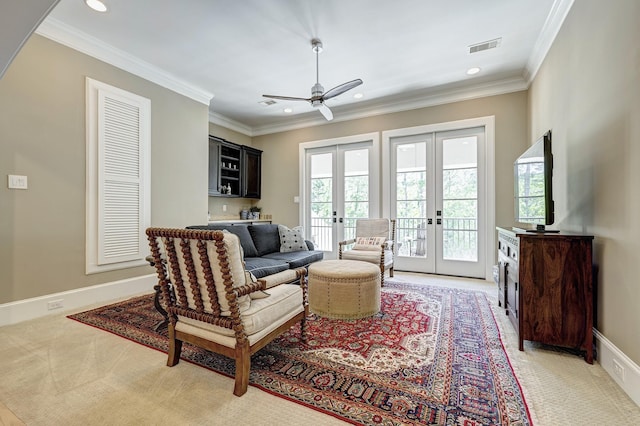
[167,325,183,367]
[233,343,251,396]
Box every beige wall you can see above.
[528,0,640,363]
[0,35,209,304]
[252,92,528,229]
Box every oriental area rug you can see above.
[68,280,531,426]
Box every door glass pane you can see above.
[395,142,427,257]
[343,149,369,240]
[310,153,332,251]
[441,136,478,261]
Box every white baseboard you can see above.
[0,274,156,327]
[594,328,640,407]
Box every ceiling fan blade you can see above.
[318,103,333,121]
[262,94,310,102]
[322,79,363,100]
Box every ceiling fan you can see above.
[262,39,363,121]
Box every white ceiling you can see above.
[37,0,572,136]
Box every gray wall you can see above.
[0,35,209,304]
[528,0,640,364]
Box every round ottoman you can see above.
[308,260,381,319]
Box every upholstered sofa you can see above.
[186,223,323,286]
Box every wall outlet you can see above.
[222,204,227,212]
[47,299,64,310]
[8,174,28,189]
[612,359,626,382]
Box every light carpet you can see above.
[68,279,531,425]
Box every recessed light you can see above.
[466,67,481,75]
[283,107,293,113]
[353,93,364,99]
[85,0,108,12]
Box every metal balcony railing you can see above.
[310,216,477,261]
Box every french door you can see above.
[302,136,378,259]
[387,126,486,278]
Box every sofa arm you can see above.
[305,239,315,250]
[257,269,300,289]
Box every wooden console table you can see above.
[497,227,594,363]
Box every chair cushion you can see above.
[263,250,324,269]
[342,249,394,268]
[278,225,309,252]
[355,218,390,238]
[163,232,250,316]
[243,257,289,279]
[175,283,303,347]
[248,224,281,256]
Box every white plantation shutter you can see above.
[87,78,150,273]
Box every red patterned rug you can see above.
[68,280,531,425]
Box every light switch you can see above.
[8,175,28,189]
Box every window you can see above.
[86,78,150,273]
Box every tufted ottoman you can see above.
[308,259,381,319]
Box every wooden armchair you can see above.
[338,219,396,286]
[146,228,308,396]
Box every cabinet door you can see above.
[208,137,222,196]
[497,253,508,309]
[242,147,262,199]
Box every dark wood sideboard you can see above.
[496,227,594,363]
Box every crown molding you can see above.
[248,76,528,136]
[208,111,254,136]
[524,0,575,83]
[35,17,214,105]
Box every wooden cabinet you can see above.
[496,227,594,363]
[241,146,262,199]
[208,136,261,199]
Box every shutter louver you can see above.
[98,93,145,265]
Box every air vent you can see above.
[259,100,277,106]
[469,38,502,54]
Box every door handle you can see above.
[339,218,343,223]
[427,218,433,225]
[437,218,442,225]
[332,218,336,223]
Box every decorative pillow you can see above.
[353,236,386,251]
[248,224,281,256]
[278,225,309,253]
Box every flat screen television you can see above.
[514,130,555,232]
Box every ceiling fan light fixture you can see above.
[85,0,108,12]
[311,39,323,53]
[262,38,362,121]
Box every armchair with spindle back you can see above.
[146,228,308,396]
[338,218,396,286]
